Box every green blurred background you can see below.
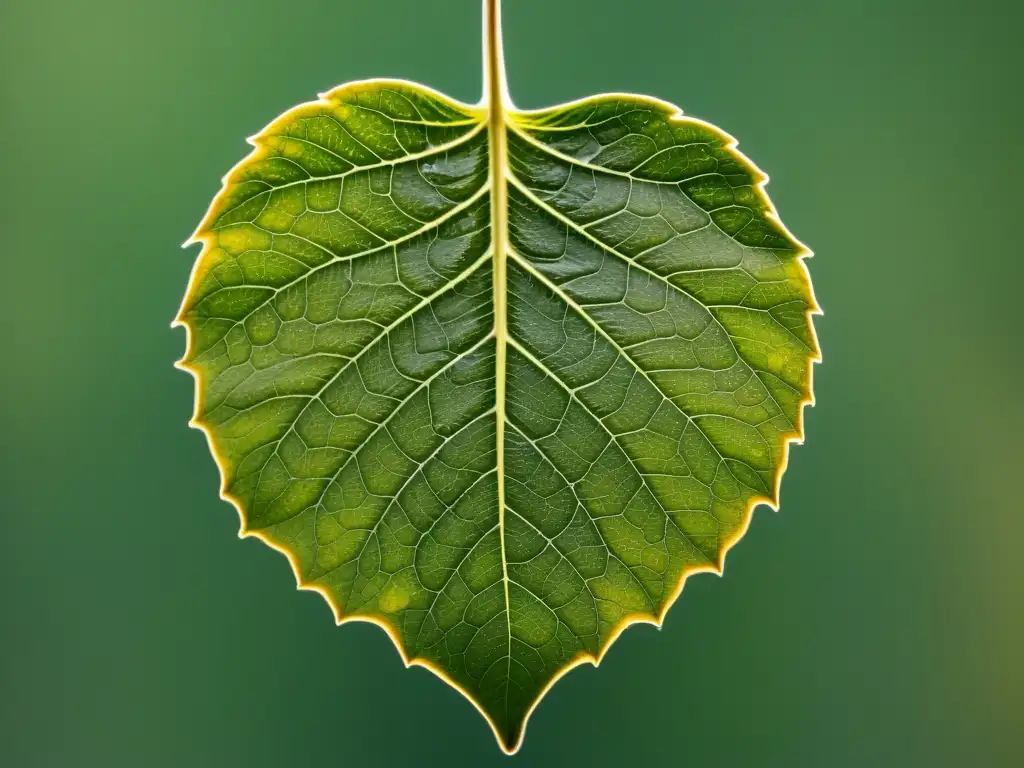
[2,0,1021,764]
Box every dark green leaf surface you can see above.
[177,72,818,752]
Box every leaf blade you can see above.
[177,73,818,753]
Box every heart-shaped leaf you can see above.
[175,0,819,753]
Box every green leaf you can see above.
[175,0,819,753]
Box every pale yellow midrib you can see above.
[484,0,513,719]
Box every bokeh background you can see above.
[2,0,1021,765]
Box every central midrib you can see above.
[484,0,513,720]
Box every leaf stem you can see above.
[484,0,508,107]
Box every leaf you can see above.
[175,0,819,754]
